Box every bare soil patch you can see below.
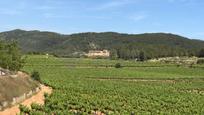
[0,85,52,115]
[0,72,39,104]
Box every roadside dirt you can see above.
[0,84,52,115]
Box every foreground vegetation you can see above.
[0,41,23,71]
[22,55,204,114]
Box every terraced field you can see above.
[22,55,204,114]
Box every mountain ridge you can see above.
[2,29,202,40]
[0,29,204,59]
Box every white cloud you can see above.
[43,13,72,19]
[91,0,137,10]
[34,6,57,10]
[0,1,27,16]
[129,13,148,22]
[152,22,163,26]
[131,15,146,21]
[44,0,64,5]
[167,0,194,3]
[43,13,111,20]
[195,32,204,36]
[0,9,22,15]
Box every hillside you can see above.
[0,71,39,110]
[0,29,204,58]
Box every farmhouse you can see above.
[86,50,110,58]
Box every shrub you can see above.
[44,92,49,98]
[115,63,122,68]
[31,71,41,82]
[138,51,146,61]
[198,49,204,57]
[31,103,44,111]
[19,104,30,114]
[197,59,204,64]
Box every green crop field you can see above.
[22,55,204,114]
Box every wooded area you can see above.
[0,30,204,60]
[0,41,23,71]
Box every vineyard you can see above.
[22,55,204,114]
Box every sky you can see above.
[0,0,204,39]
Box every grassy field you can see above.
[22,55,204,114]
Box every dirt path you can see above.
[0,85,52,115]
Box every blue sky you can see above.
[0,0,204,39]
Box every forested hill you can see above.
[0,29,204,59]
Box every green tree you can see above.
[198,49,204,57]
[138,51,146,61]
[0,41,23,71]
[110,49,118,60]
[115,63,122,68]
[31,71,41,82]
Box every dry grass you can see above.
[0,73,39,103]
[0,85,52,115]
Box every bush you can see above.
[31,71,41,82]
[138,51,146,61]
[19,104,30,114]
[198,49,204,57]
[197,59,204,64]
[115,63,122,68]
[31,103,44,111]
[44,92,49,98]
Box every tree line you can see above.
[110,46,204,61]
[1,30,204,59]
[0,41,23,71]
